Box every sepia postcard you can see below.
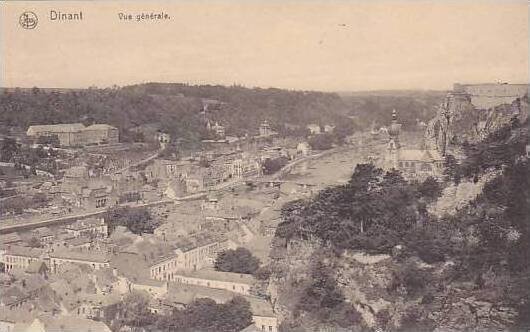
[0,1,528,331]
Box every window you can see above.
[269,326,273,332]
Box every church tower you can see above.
[386,109,402,169]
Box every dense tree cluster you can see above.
[104,206,158,235]
[111,292,253,332]
[277,164,434,254]
[26,236,43,248]
[0,85,354,150]
[308,133,334,151]
[415,176,443,203]
[156,297,253,332]
[262,157,289,175]
[0,138,19,162]
[125,83,350,137]
[0,193,50,216]
[215,247,261,274]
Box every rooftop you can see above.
[240,324,262,332]
[166,283,234,305]
[27,123,85,134]
[50,249,109,263]
[177,268,255,285]
[64,236,92,247]
[30,315,112,332]
[66,218,105,231]
[0,232,22,245]
[173,232,225,253]
[33,227,54,238]
[244,296,275,317]
[5,246,44,258]
[84,124,117,130]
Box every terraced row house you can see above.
[3,247,45,272]
[150,235,236,281]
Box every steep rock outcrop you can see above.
[425,91,528,153]
[427,169,500,217]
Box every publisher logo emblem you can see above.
[19,11,38,29]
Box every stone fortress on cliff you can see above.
[452,82,528,110]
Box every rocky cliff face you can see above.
[427,170,500,217]
[425,92,528,153]
[270,243,523,331]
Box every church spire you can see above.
[385,109,401,170]
[387,109,402,146]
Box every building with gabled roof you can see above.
[245,296,278,332]
[27,123,85,136]
[172,269,255,295]
[49,249,110,273]
[21,315,112,332]
[26,123,118,147]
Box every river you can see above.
[281,135,387,189]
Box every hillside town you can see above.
[1,79,528,332]
[0,95,351,332]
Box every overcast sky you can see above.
[1,0,528,91]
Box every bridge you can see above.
[246,179,317,187]
[0,199,174,234]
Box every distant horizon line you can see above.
[0,80,527,94]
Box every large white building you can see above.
[27,123,118,147]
